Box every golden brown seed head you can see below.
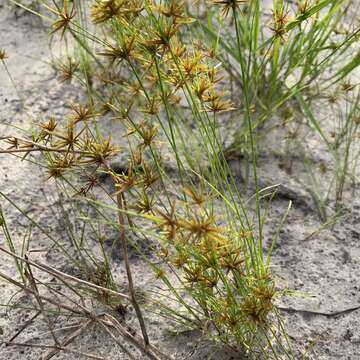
[51,0,75,38]
[211,0,247,18]
[0,49,8,60]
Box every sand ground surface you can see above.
[1,2,360,360]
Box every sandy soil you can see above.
[1,2,360,360]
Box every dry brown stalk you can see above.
[0,247,131,301]
[101,313,173,360]
[116,192,150,346]
[0,248,172,359]
[0,136,89,154]
[7,310,42,343]
[96,320,138,360]
[43,319,94,360]
[0,269,84,315]
[4,341,109,360]
[24,256,61,346]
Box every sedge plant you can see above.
[3,0,360,359]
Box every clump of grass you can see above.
[295,80,360,219]
[150,189,282,355]
[2,0,360,359]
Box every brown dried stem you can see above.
[116,192,150,346]
[0,247,131,301]
[43,319,94,360]
[3,341,109,360]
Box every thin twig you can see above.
[36,323,83,339]
[43,319,93,360]
[96,319,137,360]
[102,313,173,360]
[7,310,42,343]
[24,257,60,346]
[0,247,131,301]
[3,341,109,360]
[0,147,85,154]
[116,192,150,346]
[0,270,84,315]
[0,262,171,359]
[277,305,360,317]
[0,136,89,154]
